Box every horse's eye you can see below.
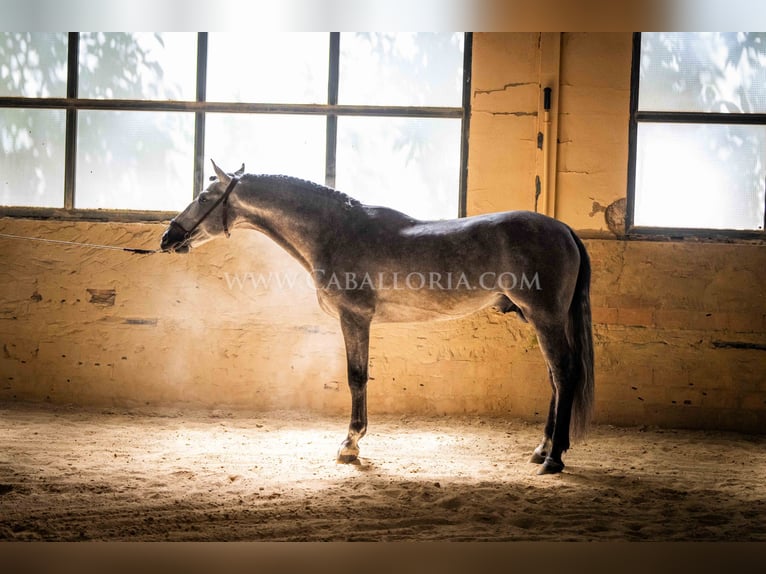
[198,194,209,204]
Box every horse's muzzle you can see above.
[160,223,190,253]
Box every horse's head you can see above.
[160,160,245,253]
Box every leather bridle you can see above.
[168,176,240,247]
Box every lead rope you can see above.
[0,232,160,254]
[0,177,241,254]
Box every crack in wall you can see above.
[712,340,766,351]
[613,241,628,292]
[473,110,538,117]
[473,82,537,96]
[560,169,591,175]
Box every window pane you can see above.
[634,122,766,230]
[0,108,66,207]
[79,33,197,100]
[339,33,464,107]
[0,33,68,97]
[335,116,461,220]
[640,32,766,113]
[76,111,194,210]
[204,114,326,184]
[206,33,329,104]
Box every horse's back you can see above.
[393,208,571,238]
[345,207,579,268]
[399,209,579,263]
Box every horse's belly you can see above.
[373,291,500,323]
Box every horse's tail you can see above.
[568,229,595,442]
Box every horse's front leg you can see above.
[337,310,371,463]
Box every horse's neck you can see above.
[235,181,343,271]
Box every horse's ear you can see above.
[234,163,245,177]
[211,159,231,185]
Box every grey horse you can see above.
[161,161,594,474]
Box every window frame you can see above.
[0,32,472,222]
[627,32,766,240]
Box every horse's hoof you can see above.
[537,457,564,475]
[529,452,546,464]
[530,439,551,464]
[336,452,358,464]
[336,442,359,464]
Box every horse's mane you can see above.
[244,174,362,210]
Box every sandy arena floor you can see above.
[1,401,765,542]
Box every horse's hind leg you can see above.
[530,366,555,464]
[337,310,371,463]
[531,323,576,475]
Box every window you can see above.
[1,33,68,209]
[629,32,766,233]
[0,32,470,220]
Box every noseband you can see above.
[169,176,240,246]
